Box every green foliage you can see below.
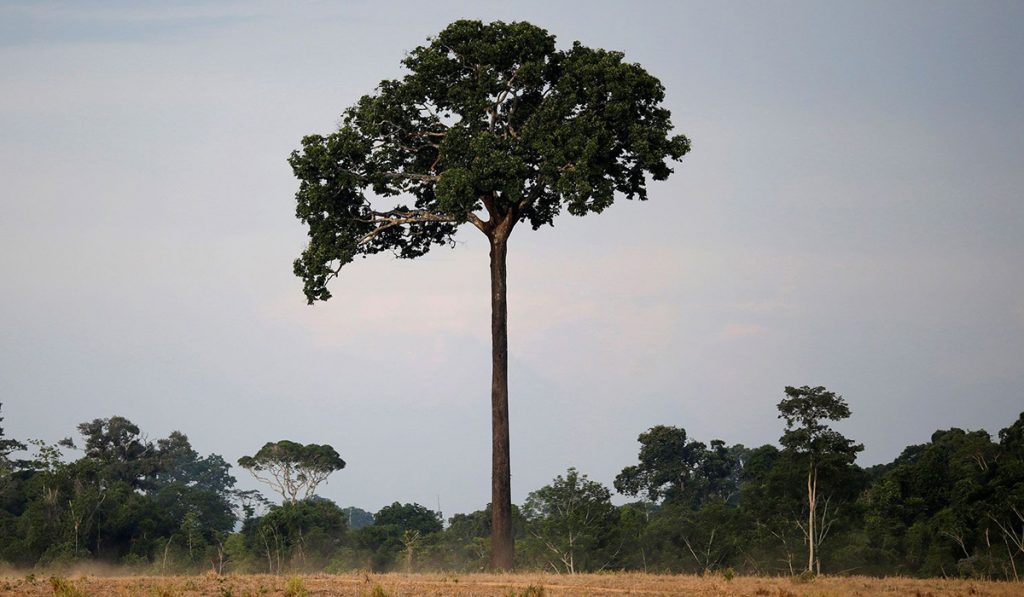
[615,426,745,507]
[0,416,237,569]
[347,502,444,571]
[179,511,204,561]
[77,416,154,489]
[238,441,345,504]
[288,19,689,303]
[775,386,865,573]
[283,577,308,597]
[522,468,619,573]
[436,503,526,571]
[0,403,27,477]
[3,404,1024,579]
[243,498,349,573]
[374,502,443,535]
[343,506,375,530]
[777,386,863,468]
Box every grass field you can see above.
[0,572,1019,597]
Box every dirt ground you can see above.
[0,571,1019,597]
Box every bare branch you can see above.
[356,211,456,246]
[381,172,440,183]
[467,212,487,233]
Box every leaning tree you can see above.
[288,20,689,569]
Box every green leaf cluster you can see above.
[289,20,689,302]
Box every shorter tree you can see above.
[243,498,349,572]
[352,502,443,571]
[615,426,744,507]
[777,385,863,574]
[342,506,375,530]
[523,467,619,573]
[645,499,742,573]
[238,441,345,504]
[373,502,443,536]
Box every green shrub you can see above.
[283,576,309,597]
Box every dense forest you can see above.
[1,387,1022,581]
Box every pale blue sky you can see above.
[2,1,1022,516]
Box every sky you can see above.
[1,0,1022,518]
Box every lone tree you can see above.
[777,385,862,575]
[288,20,689,569]
[238,440,346,504]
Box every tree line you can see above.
[0,388,1021,580]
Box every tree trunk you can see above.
[807,465,816,574]
[489,230,514,570]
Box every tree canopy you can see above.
[1,402,1023,577]
[238,441,345,504]
[289,18,689,301]
[615,426,746,508]
[778,386,863,470]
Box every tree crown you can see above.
[238,440,345,504]
[777,385,863,467]
[289,19,689,302]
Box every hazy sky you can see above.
[2,0,1022,517]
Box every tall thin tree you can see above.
[288,20,689,568]
[777,385,862,574]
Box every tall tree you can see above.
[288,20,689,568]
[238,441,345,504]
[777,385,863,574]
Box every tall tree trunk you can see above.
[489,229,514,570]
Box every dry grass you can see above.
[0,571,1018,597]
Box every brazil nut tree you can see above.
[288,20,689,569]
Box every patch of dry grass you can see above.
[0,571,1017,596]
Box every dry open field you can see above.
[0,572,1020,597]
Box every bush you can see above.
[283,576,309,597]
[49,576,88,597]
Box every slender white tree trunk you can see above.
[807,465,816,573]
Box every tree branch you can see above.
[356,211,457,246]
[467,212,487,233]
